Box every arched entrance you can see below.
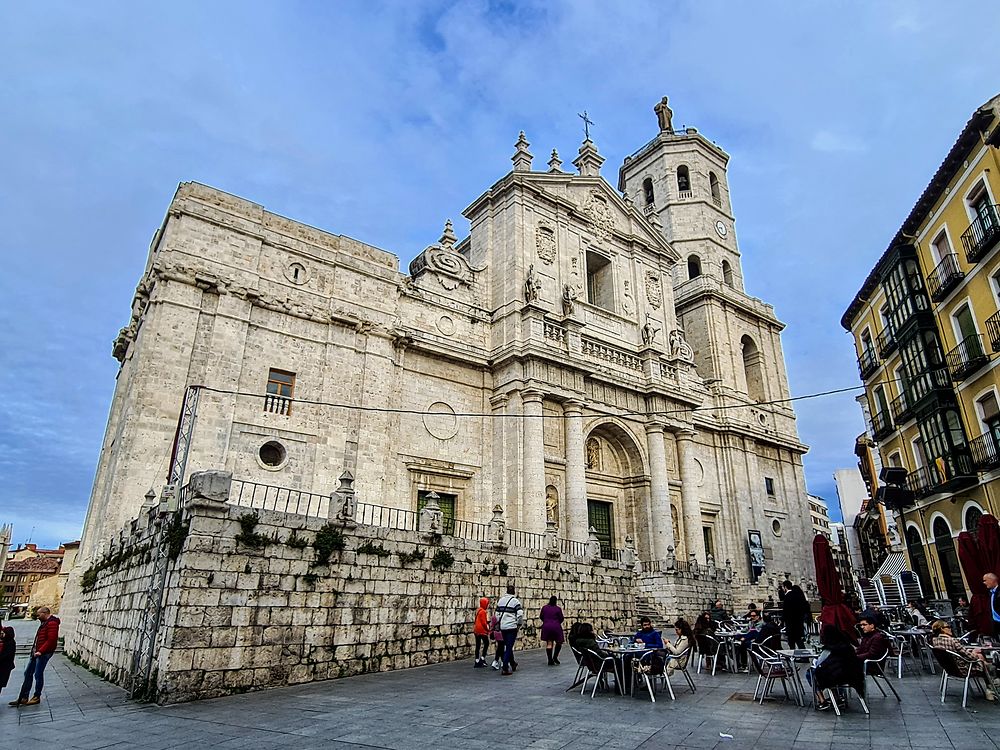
[932,517,965,602]
[584,422,649,559]
[904,525,933,597]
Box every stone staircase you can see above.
[635,593,667,628]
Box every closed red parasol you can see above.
[957,530,991,634]
[813,533,856,637]
[977,514,1000,580]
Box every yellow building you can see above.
[842,93,1000,604]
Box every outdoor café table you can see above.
[777,649,818,707]
[605,643,658,695]
[890,628,936,675]
[714,631,743,671]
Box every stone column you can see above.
[522,390,547,534]
[645,422,675,560]
[564,399,589,542]
[676,430,706,562]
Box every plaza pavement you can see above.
[2,634,1000,750]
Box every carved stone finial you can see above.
[512,131,533,172]
[545,519,560,559]
[573,137,604,177]
[585,526,602,562]
[418,491,444,538]
[547,149,563,172]
[439,220,457,250]
[488,504,507,550]
[332,469,357,527]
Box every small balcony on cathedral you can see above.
[961,204,1000,263]
[875,326,897,358]
[945,334,989,381]
[870,409,894,442]
[985,309,1000,352]
[857,347,879,379]
[970,431,1000,472]
[925,253,965,301]
[264,394,293,416]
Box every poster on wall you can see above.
[747,529,765,583]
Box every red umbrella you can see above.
[813,534,857,637]
[957,531,991,634]
[977,514,1000,579]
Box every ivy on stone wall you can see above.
[430,549,455,571]
[312,523,345,566]
[234,512,270,550]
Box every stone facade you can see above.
[64,99,817,676]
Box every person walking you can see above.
[10,606,59,707]
[539,596,565,666]
[0,627,15,698]
[473,597,490,668]
[781,580,809,649]
[496,584,525,676]
[985,572,1000,639]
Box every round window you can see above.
[258,441,287,468]
[771,519,782,537]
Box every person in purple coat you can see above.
[540,596,565,666]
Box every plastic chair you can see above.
[632,649,673,702]
[579,648,616,698]
[863,649,901,701]
[931,648,989,709]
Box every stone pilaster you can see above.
[521,389,547,534]
[564,399,588,542]
[676,431,706,562]
[645,422,675,559]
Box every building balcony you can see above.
[264,394,293,415]
[907,367,956,415]
[871,409,894,441]
[875,326,897,358]
[986,309,1000,352]
[926,253,965,301]
[904,451,977,499]
[970,431,1000,472]
[961,205,1000,263]
[945,334,989,382]
[890,390,914,425]
[858,348,879,379]
[887,297,934,343]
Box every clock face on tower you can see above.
[715,220,729,238]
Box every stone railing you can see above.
[543,320,566,344]
[581,336,642,372]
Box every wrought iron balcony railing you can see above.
[961,205,1000,263]
[926,253,965,301]
[945,334,989,382]
[871,409,894,441]
[986,309,1000,353]
[875,326,897,358]
[858,348,879,379]
[905,452,977,498]
[890,390,914,425]
[970,432,1000,472]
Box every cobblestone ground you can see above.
[2,644,999,750]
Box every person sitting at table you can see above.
[930,620,999,701]
[633,617,664,648]
[812,624,865,711]
[568,622,604,659]
[694,612,715,638]
[860,603,890,631]
[710,600,730,623]
[907,600,931,628]
[746,601,759,617]
[662,618,694,675]
[854,615,891,672]
[733,610,762,670]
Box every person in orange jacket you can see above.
[473,597,490,668]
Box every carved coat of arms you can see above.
[585,191,616,241]
[645,271,662,309]
[536,224,556,265]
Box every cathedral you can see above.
[78,97,813,588]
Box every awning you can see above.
[876,551,906,578]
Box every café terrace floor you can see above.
[2,646,999,750]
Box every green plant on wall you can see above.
[398,548,425,565]
[234,512,270,549]
[497,559,509,576]
[357,540,391,557]
[286,529,309,549]
[313,523,345,566]
[430,549,455,571]
[165,512,190,560]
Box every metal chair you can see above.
[824,685,870,716]
[579,648,617,698]
[863,649,901,702]
[889,634,916,679]
[632,649,673,702]
[566,646,587,692]
[696,634,723,675]
[931,648,990,709]
[666,646,697,694]
[749,643,790,704]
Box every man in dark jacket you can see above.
[781,580,809,649]
[9,607,59,707]
[854,616,891,673]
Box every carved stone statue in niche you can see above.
[585,437,602,471]
[669,328,694,362]
[671,505,680,547]
[622,279,635,316]
[561,284,578,316]
[545,485,559,527]
[524,264,542,303]
[641,316,660,347]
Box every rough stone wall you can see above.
[71,488,636,704]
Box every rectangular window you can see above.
[265,369,295,415]
[585,251,615,312]
[764,477,775,496]
[417,490,456,535]
[703,526,715,560]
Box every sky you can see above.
[1,1,998,548]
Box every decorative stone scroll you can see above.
[408,220,474,291]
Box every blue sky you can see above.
[1,1,998,547]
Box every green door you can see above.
[587,500,614,559]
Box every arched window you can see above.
[741,335,765,402]
[687,255,702,279]
[904,525,933,596]
[722,260,733,287]
[642,178,655,206]
[709,172,721,206]
[677,165,690,193]
[932,516,965,601]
